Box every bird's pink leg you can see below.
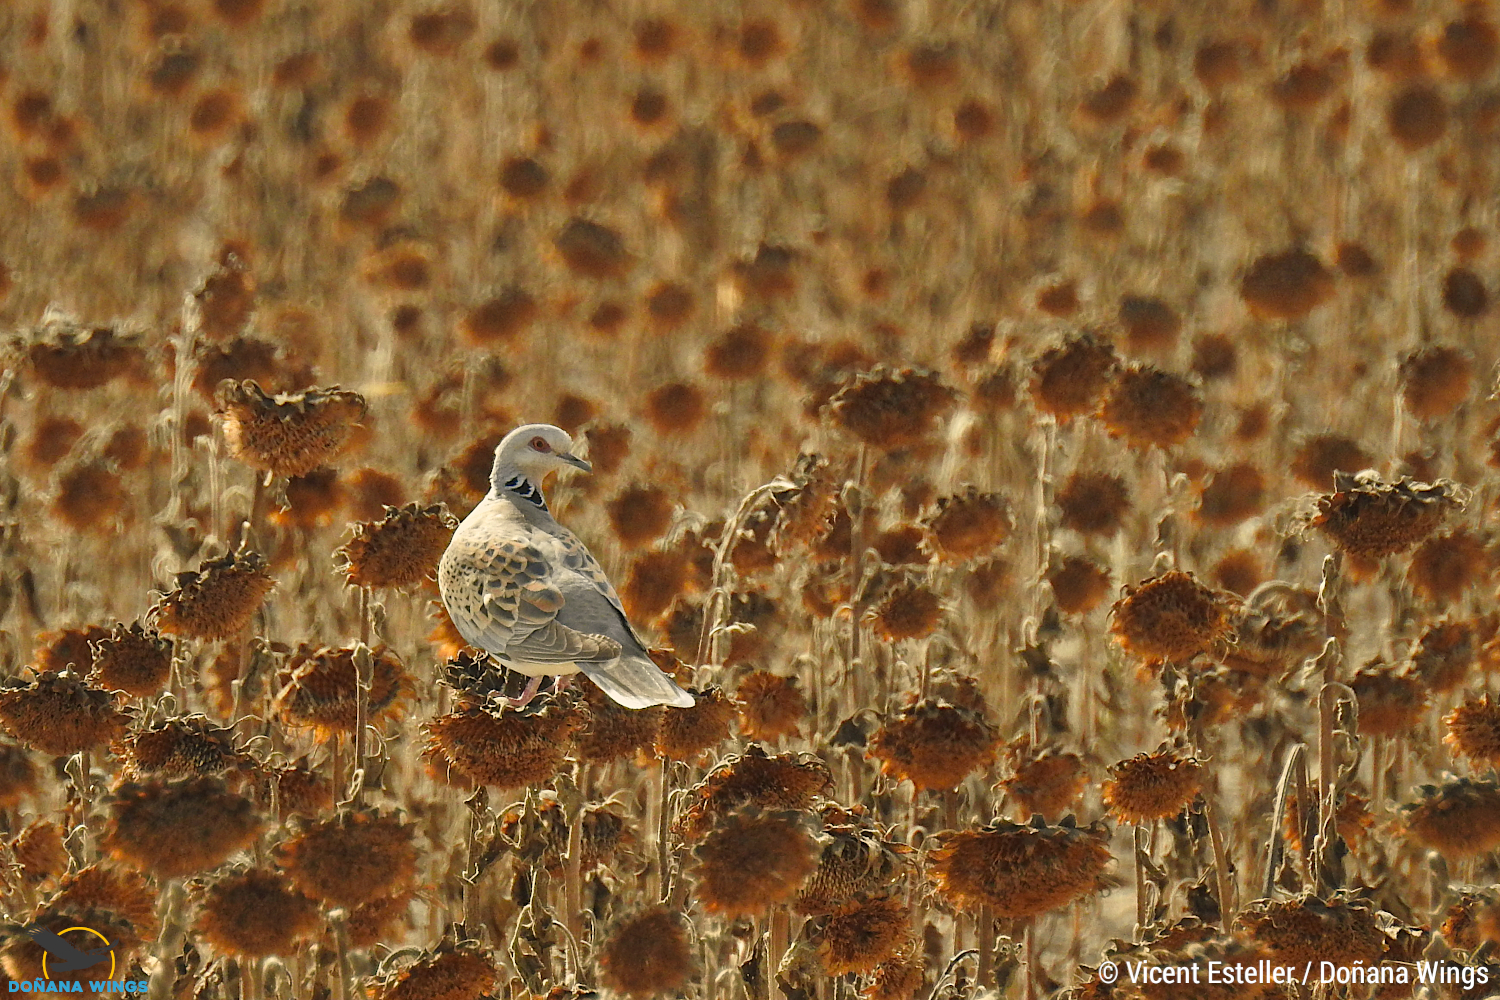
[508,675,545,709]
[552,674,573,697]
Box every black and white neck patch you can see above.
[504,475,548,511]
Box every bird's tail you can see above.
[578,655,695,709]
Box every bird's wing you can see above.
[550,525,645,641]
[465,534,623,664]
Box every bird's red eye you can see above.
[531,436,551,452]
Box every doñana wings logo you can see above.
[23,924,115,980]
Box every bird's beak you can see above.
[560,452,592,473]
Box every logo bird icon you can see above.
[23,925,113,976]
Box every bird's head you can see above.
[491,423,591,493]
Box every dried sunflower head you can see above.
[277,809,417,907]
[116,715,244,780]
[997,738,1087,822]
[1055,470,1131,536]
[1102,749,1203,824]
[1235,892,1384,970]
[599,907,694,998]
[0,668,129,756]
[422,699,582,789]
[575,679,662,763]
[868,699,998,792]
[927,817,1114,920]
[1447,695,1500,768]
[1311,472,1459,559]
[88,622,173,697]
[810,895,911,976]
[692,808,819,918]
[370,937,498,1000]
[736,670,807,741]
[654,684,736,761]
[1028,333,1118,422]
[274,643,411,738]
[153,546,274,640]
[797,818,911,915]
[336,502,456,589]
[826,366,959,452]
[1098,365,1203,448]
[922,486,1011,562]
[866,581,944,642]
[0,864,158,980]
[214,378,367,477]
[676,745,832,842]
[1109,571,1237,664]
[101,776,262,878]
[1350,661,1428,737]
[1403,776,1500,859]
[193,867,320,957]
[15,320,147,390]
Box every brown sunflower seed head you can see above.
[575,679,663,763]
[17,321,147,390]
[89,621,173,697]
[117,715,244,779]
[101,775,262,878]
[274,643,410,737]
[927,817,1114,920]
[1291,434,1373,490]
[770,454,842,553]
[922,486,1012,562]
[1236,892,1384,969]
[337,502,456,589]
[1099,365,1204,448]
[813,895,912,976]
[1109,571,1238,664]
[998,738,1087,822]
[11,819,67,885]
[826,366,959,451]
[1239,248,1335,320]
[797,823,910,915]
[1102,749,1204,824]
[736,670,807,741]
[1409,618,1479,692]
[252,755,333,818]
[346,889,415,949]
[676,745,832,842]
[1,864,158,979]
[655,684,736,761]
[1408,529,1490,603]
[1446,694,1500,767]
[193,866,321,957]
[1047,556,1112,615]
[1403,776,1500,859]
[422,699,582,789]
[371,936,499,1000]
[868,699,998,792]
[861,952,926,1000]
[0,668,130,756]
[1028,332,1119,422]
[1350,660,1428,737]
[277,809,417,907]
[692,807,820,918]
[600,908,695,997]
[215,378,367,477]
[51,458,128,532]
[153,545,274,640]
[1401,344,1474,421]
[35,625,111,673]
[1312,473,1459,559]
[867,582,944,642]
[607,483,676,549]
[0,741,39,807]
